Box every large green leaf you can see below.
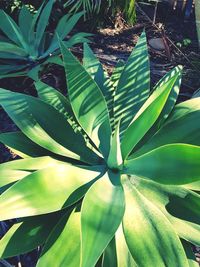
[102,238,118,267]
[0,42,27,56]
[110,60,125,88]
[62,33,91,49]
[131,65,182,155]
[83,43,116,127]
[0,156,59,188]
[0,70,27,79]
[115,225,137,267]
[18,6,33,45]
[0,131,59,159]
[28,1,45,56]
[122,177,189,267]
[35,81,74,120]
[43,55,63,66]
[0,51,25,60]
[27,65,40,81]
[83,43,107,93]
[0,64,26,77]
[121,68,181,159]
[81,172,125,267]
[124,144,200,185]
[0,164,103,220]
[0,88,100,164]
[60,41,111,158]
[45,12,83,56]
[37,208,81,267]
[0,211,63,258]
[34,0,54,53]
[133,97,200,157]
[0,10,27,49]
[114,31,150,136]
[35,81,101,155]
[131,176,200,246]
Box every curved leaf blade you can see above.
[83,43,107,94]
[131,65,182,155]
[34,0,54,52]
[132,176,200,246]
[124,144,200,185]
[121,68,182,159]
[122,177,189,267]
[34,81,74,120]
[102,238,117,267]
[110,60,125,88]
[115,225,137,267]
[45,12,83,56]
[37,208,81,267]
[0,10,27,49]
[0,131,58,159]
[0,42,27,56]
[107,120,122,169]
[83,43,116,128]
[0,164,102,220]
[81,172,125,267]
[0,156,59,188]
[0,212,63,258]
[114,31,150,136]
[133,97,200,158]
[0,88,100,164]
[60,41,111,158]
[184,180,200,191]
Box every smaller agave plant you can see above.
[0,32,200,267]
[0,0,90,80]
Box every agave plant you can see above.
[0,32,200,267]
[0,0,89,80]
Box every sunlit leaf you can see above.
[37,208,80,267]
[114,31,150,136]
[131,65,182,155]
[0,88,100,164]
[0,156,59,188]
[34,0,54,53]
[81,171,125,267]
[0,164,103,220]
[125,144,200,185]
[133,97,200,157]
[121,68,181,159]
[60,41,111,158]
[0,211,63,258]
[131,176,200,246]
[122,176,189,267]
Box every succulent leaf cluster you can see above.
[0,32,199,267]
[0,0,89,80]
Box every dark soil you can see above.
[0,2,200,266]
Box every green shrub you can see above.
[0,32,200,266]
[0,0,90,80]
